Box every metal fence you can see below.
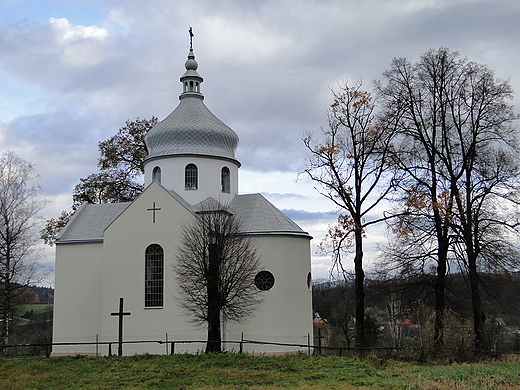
[1,337,313,358]
[2,337,520,360]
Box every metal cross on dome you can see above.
[189,26,194,50]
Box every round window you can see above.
[255,270,275,291]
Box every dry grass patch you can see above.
[1,353,520,389]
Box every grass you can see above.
[18,304,53,316]
[1,353,520,389]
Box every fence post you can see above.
[96,334,99,357]
[307,334,311,355]
[240,332,243,354]
[165,333,168,355]
[108,343,112,356]
[170,342,175,355]
[316,327,322,355]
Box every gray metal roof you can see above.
[56,202,131,243]
[57,193,309,244]
[230,194,310,237]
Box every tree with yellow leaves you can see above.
[302,80,398,348]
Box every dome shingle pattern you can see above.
[145,96,239,161]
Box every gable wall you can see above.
[100,182,206,354]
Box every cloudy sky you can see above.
[1,0,519,283]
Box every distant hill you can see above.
[18,285,54,305]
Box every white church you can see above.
[52,44,313,356]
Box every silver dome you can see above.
[145,95,239,162]
[145,48,240,164]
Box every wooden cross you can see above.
[147,202,161,223]
[111,297,131,356]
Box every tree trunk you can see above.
[434,255,446,350]
[468,254,484,351]
[206,243,221,353]
[354,226,365,348]
[464,179,484,351]
[1,279,12,348]
[206,315,221,353]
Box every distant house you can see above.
[313,318,329,325]
[397,319,414,329]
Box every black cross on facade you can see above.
[147,202,161,223]
[111,297,131,356]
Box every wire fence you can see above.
[2,337,520,360]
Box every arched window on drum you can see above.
[185,164,198,190]
[152,166,161,183]
[221,167,230,193]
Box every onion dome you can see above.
[145,49,240,165]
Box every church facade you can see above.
[52,47,313,356]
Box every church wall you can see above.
[100,182,207,355]
[144,156,239,205]
[52,182,313,356]
[225,234,314,354]
[52,242,104,356]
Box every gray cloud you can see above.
[0,0,518,218]
[281,208,334,223]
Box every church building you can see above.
[52,43,313,356]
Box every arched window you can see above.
[145,244,164,307]
[152,166,161,183]
[221,166,230,193]
[185,164,198,190]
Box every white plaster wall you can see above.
[99,186,313,355]
[100,182,206,355]
[144,156,239,206]
[225,234,314,354]
[52,243,104,355]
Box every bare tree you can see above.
[0,152,46,346]
[174,200,263,353]
[302,81,397,348]
[377,48,520,350]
